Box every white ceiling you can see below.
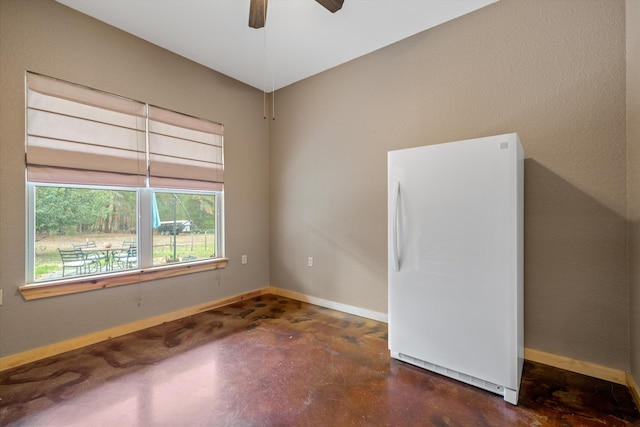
[56,0,497,92]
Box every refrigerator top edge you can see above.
[388,133,521,156]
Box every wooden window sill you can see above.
[19,258,228,300]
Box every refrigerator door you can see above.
[388,134,520,394]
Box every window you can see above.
[151,190,220,266]
[24,72,225,292]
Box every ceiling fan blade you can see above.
[249,0,268,29]
[315,0,344,13]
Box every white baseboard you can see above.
[267,286,388,323]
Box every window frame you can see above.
[22,183,226,299]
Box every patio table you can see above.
[80,247,125,271]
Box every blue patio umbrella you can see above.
[152,192,161,229]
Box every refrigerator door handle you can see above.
[393,182,401,271]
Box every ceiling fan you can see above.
[249,0,344,29]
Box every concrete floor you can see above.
[1,295,638,426]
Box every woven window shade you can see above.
[148,106,224,191]
[26,73,147,187]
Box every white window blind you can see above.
[26,72,147,187]
[26,73,224,191]
[148,106,224,191]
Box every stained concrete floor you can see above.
[1,295,638,426]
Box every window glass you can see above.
[33,185,137,282]
[152,191,218,265]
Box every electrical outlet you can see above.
[308,257,313,267]
[241,255,248,265]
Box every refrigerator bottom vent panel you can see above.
[397,353,504,396]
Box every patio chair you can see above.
[58,248,100,276]
[113,242,136,267]
[73,241,106,266]
[115,246,137,270]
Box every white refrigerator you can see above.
[387,133,524,405]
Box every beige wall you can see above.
[628,0,640,382]
[270,0,630,369]
[0,0,270,358]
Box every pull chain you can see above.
[263,12,267,120]
[271,3,275,120]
